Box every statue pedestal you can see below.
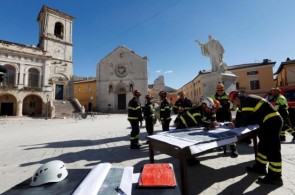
[202,71,237,98]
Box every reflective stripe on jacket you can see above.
[128,97,143,121]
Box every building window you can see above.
[78,86,81,92]
[250,80,260,90]
[247,71,258,75]
[28,68,39,88]
[87,85,91,92]
[4,65,16,86]
[54,22,64,39]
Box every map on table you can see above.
[162,128,238,145]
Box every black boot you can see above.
[130,140,141,149]
[258,173,283,186]
[230,145,238,158]
[292,133,295,142]
[130,144,141,149]
[246,164,267,174]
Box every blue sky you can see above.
[1,0,295,89]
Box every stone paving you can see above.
[0,114,295,195]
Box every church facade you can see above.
[0,6,74,117]
[96,46,148,112]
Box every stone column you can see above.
[17,100,23,116]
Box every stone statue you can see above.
[195,35,224,72]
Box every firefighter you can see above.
[228,90,283,185]
[177,97,220,129]
[173,91,195,126]
[211,83,232,122]
[143,94,155,142]
[211,83,239,157]
[269,87,295,142]
[127,89,143,149]
[180,97,221,166]
[159,91,172,131]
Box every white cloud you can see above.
[155,70,161,73]
[164,70,173,74]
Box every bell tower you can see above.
[37,5,75,99]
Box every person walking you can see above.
[268,87,295,142]
[159,91,172,131]
[228,91,283,185]
[143,94,155,143]
[211,83,238,157]
[127,90,143,149]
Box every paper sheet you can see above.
[72,163,111,195]
[148,125,258,154]
[148,134,195,149]
[118,167,133,195]
[190,136,238,154]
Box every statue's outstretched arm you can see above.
[195,39,202,45]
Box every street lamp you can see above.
[46,94,49,120]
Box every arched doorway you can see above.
[55,84,64,100]
[23,95,42,117]
[0,94,17,116]
[117,88,126,110]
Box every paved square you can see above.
[0,114,294,194]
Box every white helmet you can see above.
[202,97,215,109]
[30,160,68,186]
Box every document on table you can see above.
[148,125,259,154]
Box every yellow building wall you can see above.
[178,73,208,105]
[179,64,275,103]
[74,80,97,112]
[231,65,274,96]
[277,63,295,87]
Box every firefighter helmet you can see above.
[216,83,224,90]
[201,97,215,109]
[145,94,153,99]
[158,90,167,97]
[133,90,141,97]
[229,90,240,102]
[177,91,185,96]
[213,99,222,109]
[271,87,281,93]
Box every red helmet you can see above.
[213,99,222,109]
[133,90,141,97]
[229,90,239,102]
